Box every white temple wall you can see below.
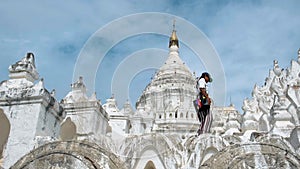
[35,104,61,138]
[1,103,41,168]
[109,118,127,142]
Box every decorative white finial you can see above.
[50,89,56,97]
[273,60,278,68]
[89,92,97,101]
[297,48,300,63]
[8,52,39,82]
[273,60,282,76]
[71,76,86,91]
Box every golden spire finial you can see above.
[173,19,176,31]
[169,19,179,48]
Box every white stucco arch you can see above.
[134,147,166,169]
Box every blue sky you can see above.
[0,0,299,112]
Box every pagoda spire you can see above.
[169,20,179,48]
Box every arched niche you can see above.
[106,125,112,134]
[0,109,10,159]
[60,117,76,141]
[258,114,270,132]
[201,146,218,165]
[144,160,156,169]
[134,148,166,169]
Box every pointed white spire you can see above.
[50,89,56,97]
[89,92,98,101]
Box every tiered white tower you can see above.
[133,25,199,134]
[0,53,64,168]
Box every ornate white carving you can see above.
[242,51,300,138]
[8,53,39,82]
